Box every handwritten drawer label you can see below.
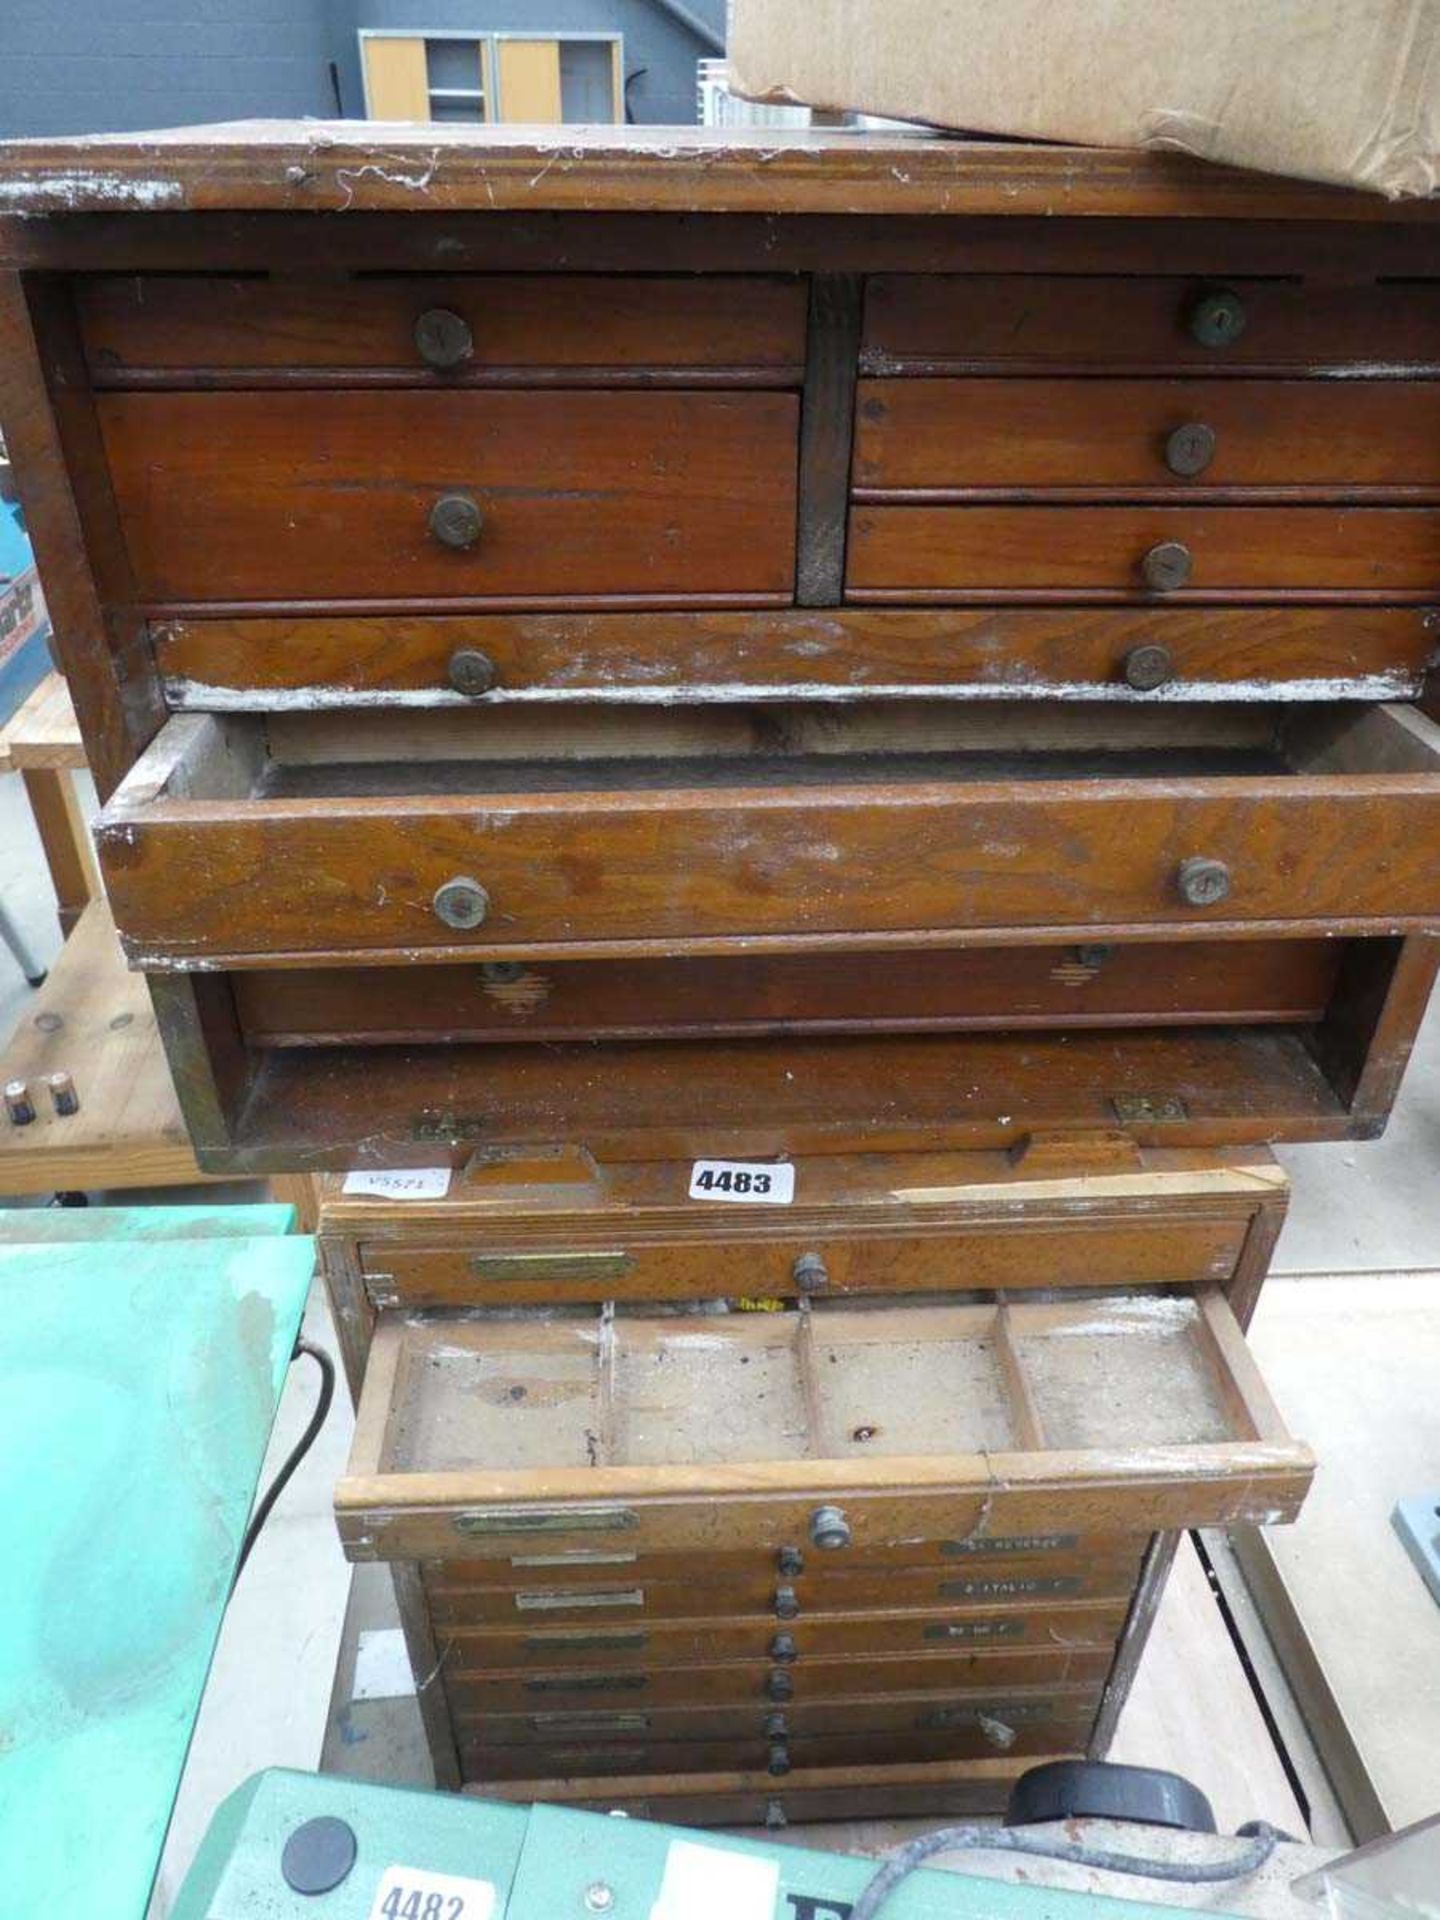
[342,1167,452,1200]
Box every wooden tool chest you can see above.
[4,126,1440,1168]
[323,1139,1311,1821]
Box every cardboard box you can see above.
[727,0,1440,198]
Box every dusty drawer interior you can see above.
[336,1286,1312,1559]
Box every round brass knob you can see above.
[1140,540,1193,594]
[433,876,490,930]
[765,1669,794,1702]
[776,1546,804,1576]
[809,1504,851,1551]
[1188,287,1247,349]
[768,1632,798,1662]
[767,1742,791,1777]
[447,646,497,697]
[414,307,474,370]
[1122,643,1174,692]
[773,1585,800,1620]
[1164,421,1217,478]
[429,491,483,551]
[791,1251,829,1293]
[1177,857,1232,908]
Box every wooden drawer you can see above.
[423,1566,1141,1626]
[235,939,1341,1047]
[77,274,808,381]
[335,1287,1311,1563]
[444,1651,1110,1713]
[854,381,1440,495]
[98,704,1440,959]
[848,504,1440,599]
[433,1602,1127,1671]
[457,1709,1100,1778]
[362,1217,1251,1312]
[862,276,1440,375]
[97,390,799,604]
[153,606,1435,705]
[456,1685,1099,1752]
[473,1754,1059,1822]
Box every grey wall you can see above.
[335,0,721,126]
[0,0,722,138]
[0,0,337,138]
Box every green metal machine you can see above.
[173,1770,1251,1920]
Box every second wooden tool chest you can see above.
[324,1139,1310,1823]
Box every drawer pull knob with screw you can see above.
[809,1504,851,1551]
[1140,540,1193,593]
[447,647,497,696]
[1121,643,1174,692]
[433,877,490,930]
[413,307,474,369]
[1187,286,1247,349]
[429,491,484,550]
[1164,421,1217,477]
[1177,857,1232,908]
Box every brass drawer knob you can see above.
[1164,422,1217,478]
[1177,857,1232,908]
[767,1742,792,1777]
[433,876,490,930]
[1121,643,1174,692]
[448,647,498,697]
[768,1632,798,1662]
[809,1504,851,1551]
[776,1546,804,1576]
[1140,540,1192,594]
[765,1669,795,1702]
[429,491,484,551]
[1187,286,1247,349]
[792,1251,829,1293]
[414,306,474,370]
[773,1585,800,1620]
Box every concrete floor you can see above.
[3,768,1438,1910]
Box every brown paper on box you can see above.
[728,0,1440,198]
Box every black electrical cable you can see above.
[234,1337,336,1582]
[849,1822,1281,1920]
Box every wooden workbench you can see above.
[0,669,97,935]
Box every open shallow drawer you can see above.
[98,701,1440,961]
[335,1287,1312,1563]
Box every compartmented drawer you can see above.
[98,703,1440,958]
[854,380,1440,494]
[77,274,809,380]
[97,389,799,603]
[335,1287,1311,1563]
[862,276,1440,374]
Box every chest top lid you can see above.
[0,118,1432,223]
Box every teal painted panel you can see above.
[0,1232,315,1918]
[172,1770,529,1920]
[171,1776,1250,1920]
[0,1203,296,1246]
[515,1804,1246,1920]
